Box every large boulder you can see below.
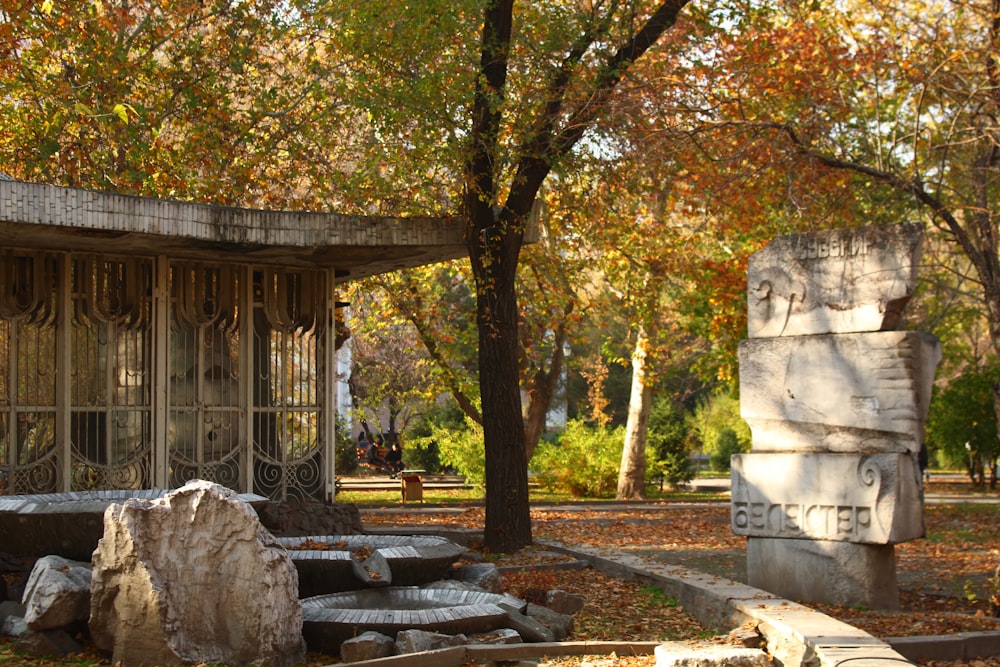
[89,480,305,667]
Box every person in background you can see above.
[359,431,390,473]
[385,441,404,476]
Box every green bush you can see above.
[710,427,742,472]
[403,405,469,473]
[689,390,750,464]
[646,394,695,489]
[926,361,1000,485]
[334,415,360,475]
[530,419,624,497]
[407,412,485,486]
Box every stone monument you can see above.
[732,222,940,609]
[89,480,306,667]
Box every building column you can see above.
[152,256,170,489]
[324,269,338,503]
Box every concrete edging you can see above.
[889,631,1000,661]
[536,539,988,667]
[337,641,662,667]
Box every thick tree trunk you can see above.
[479,293,532,551]
[617,325,651,500]
[472,212,532,553]
[463,0,691,552]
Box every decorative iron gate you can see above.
[0,251,335,500]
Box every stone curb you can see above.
[533,539,956,667]
[889,631,1000,661]
[336,641,661,666]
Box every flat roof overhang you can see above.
[0,181,468,280]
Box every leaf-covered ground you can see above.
[1,484,997,666]
[363,494,1000,641]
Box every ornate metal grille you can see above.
[251,269,326,499]
[168,263,243,489]
[0,252,334,500]
[70,257,153,490]
[0,254,59,494]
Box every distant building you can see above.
[0,180,464,501]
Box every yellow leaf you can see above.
[112,103,129,123]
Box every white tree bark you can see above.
[617,324,652,499]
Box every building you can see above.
[0,180,465,501]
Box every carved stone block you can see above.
[739,331,941,453]
[731,452,924,544]
[747,223,923,338]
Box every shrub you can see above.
[530,419,624,497]
[407,412,485,486]
[646,395,695,489]
[334,415,360,475]
[926,361,1000,486]
[710,427,742,472]
[403,403,474,474]
[689,391,750,465]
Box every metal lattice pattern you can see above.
[166,265,328,499]
[70,258,153,491]
[252,326,323,500]
[1,310,59,495]
[0,253,333,500]
[167,306,244,491]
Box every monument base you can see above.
[747,537,899,610]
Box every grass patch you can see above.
[337,486,729,506]
[639,585,680,607]
[337,488,482,505]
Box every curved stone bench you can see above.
[301,586,512,652]
[277,534,467,596]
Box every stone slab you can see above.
[888,634,967,661]
[747,222,923,337]
[746,537,899,609]
[731,452,924,544]
[654,641,770,667]
[739,331,940,453]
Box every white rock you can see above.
[543,589,584,615]
[450,562,501,593]
[470,627,522,644]
[339,630,395,662]
[22,555,91,630]
[89,480,305,667]
[394,628,467,654]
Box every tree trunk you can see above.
[523,322,567,461]
[463,0,691,552]
[617,325,651,500]
[472,211,532,553]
